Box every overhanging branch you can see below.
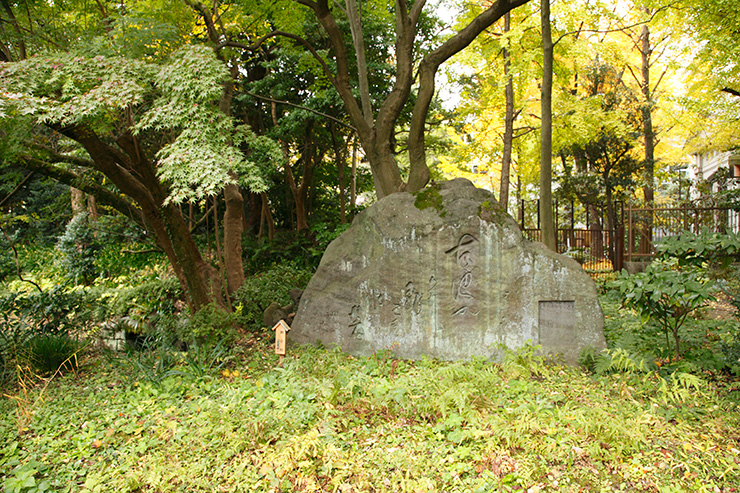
[243,90,356,132]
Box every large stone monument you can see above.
[291,179,606,364]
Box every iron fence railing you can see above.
[518,201,739,277]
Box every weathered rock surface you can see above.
[291,179,606,364]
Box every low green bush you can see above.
[610,259,716,359]
[232,263,313,331]
[242,222,349,273]
[656,228,740,267]
[182,302,239,343]
[23,334,82,375]
[0,316,33,387]
[601,290,740,376]
[0,287,87,336]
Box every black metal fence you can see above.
[626,206,740,261]
[517,200,739,278]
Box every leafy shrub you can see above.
[182,302,239,343]
[242,222,349,273]
[100,274,183,335]
[0,287,86,336]
[656,228,740,267]
[233,263,313,331]
[23,334,81,375]
[611,259,715,358]
[56,212,100,285]
[718,322,740,375]
[0,315,33,386]
[601,289,739,376]
[94,242,163,280]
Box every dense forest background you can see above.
[1,0,739,325]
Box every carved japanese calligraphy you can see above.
[446,234,479,316]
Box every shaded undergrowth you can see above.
[2,342,739,493]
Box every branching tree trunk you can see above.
[187,0,248,295]
[291,0,531,198]
[53,125,223,311]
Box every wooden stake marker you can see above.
[272,320,291,360]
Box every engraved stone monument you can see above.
[291,178,606,364]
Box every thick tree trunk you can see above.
[71,188,86,214]
[185,2,247,297]
[368,141,405,198]
[218,66,247,294]
[87,195,99,221]
[304,0,531,198]
[408,0,531,194]
[539,0,557,251]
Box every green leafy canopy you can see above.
[0,44,279,203]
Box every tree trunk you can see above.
[223,177,245,295]
[639,23,654,255]
[350,137,358,218]
[330,123,348,223]
[539,0,557,251]
[259,192,275,241]
[245,191,262,235]
[0,0,27,61]
[185,1,247,297]
[303,0,531,198]
[58,125,223,311]
[71,188,85,214]
[500,12,514,212]
[87,195,99,221]
[218,66,247,294]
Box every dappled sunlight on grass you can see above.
[2,340,740,492]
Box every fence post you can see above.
[627,204,632,262]
[615,225,624,272]
[520,200,525,229]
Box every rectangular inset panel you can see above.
[539,301,576,348]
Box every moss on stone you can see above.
[413,184,446,217]
[478,199,505,223]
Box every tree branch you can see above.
[408,0,531,192]
[554,1,680,46]
[0,171,34,209]
[0,224,42,292]
[220,31,337,88]
[19,155,144,227]
[243,89,356,131]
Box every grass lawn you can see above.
[2,338,740,493]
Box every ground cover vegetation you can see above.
[2,0,740,490]
[2,218,740,491]
[2,328,740,492]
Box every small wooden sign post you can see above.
[272,320,291,365]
